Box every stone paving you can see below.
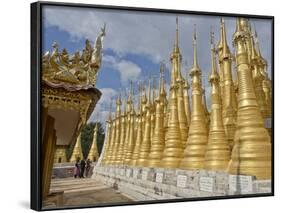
[43,177,133,209]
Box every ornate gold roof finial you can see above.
[174,16,180,53]
[159,62,166,97]
[221,18,231,58]
[253,28,266,63]
[250,26,259,60]
[108,99,113,121]
[147,77,151,105]
[142,81,147,104]
[183,61,191,126]
[217,17,223,52]
[116,92,122,116]
[152,76,157,103]
[192,24,200,70]
[138,81,142,113]
[170,17,182,86]
[210,31,218,79]
[43,25,105,87]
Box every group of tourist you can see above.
[74,158,92,178]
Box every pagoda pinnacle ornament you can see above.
[220,18,237,149]
[253,31,272,118]
[106,117,116,165]
[148,66,166,168]
[250,29,270,121]
[217,19,225,100]
[170,17,188,146]
[180,26,208,170]
[87,123,99,162]
[101,102,113,165]
[137,80,152,167]
[204,32,230,171]
[202,87,210,130]
[131,82,143,166]
[124,81,136,165]
[70,133,84,162]
[110,94,122,165]
[228,18,271,180]
[150,77,157,142]
[162,18,184,168]
[115,95,127,165]
[183,70,191,127]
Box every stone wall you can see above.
[92,166,271,201]
[52,163,95,178]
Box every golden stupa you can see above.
[87,123,99,162]
[228,18,271,180]
[180,26,208,170]
[70,133,84,162]
[99,17,272,182]
[204,31,230,171]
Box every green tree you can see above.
[80,122,105,159]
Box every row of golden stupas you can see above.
[100,17,272,180]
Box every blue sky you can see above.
[42,5,272,125]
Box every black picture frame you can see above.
[31,1,274,211]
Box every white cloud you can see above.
[88,87,117,125]
[116,61,141,83]
[104,55,142,84]
[43,6,272,78]
[99,87,118,105]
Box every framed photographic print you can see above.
[31,1,274,211]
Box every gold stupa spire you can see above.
[202,87,210,130]
[220,18,237,149]
[250,27,270,121]
[205,31,230,170]
[106,113,116,165]
[228,18,271,179]
[70,133,84,162]
[131,82,143,166]
[110,94,122,164]
[161,19,185,168]
[183,69,191,127]
[87,123,99,162]
[258,36,272,119]
[148,66,166,168]
[124,81,136,165]
[150,77,157,141]
[159,63,169,146]
[137,79,152,167]
[115,94,127,165]
[101,101,113,165]
[217,18,225,99]
[171,17,188,147]
[180,26,208,170]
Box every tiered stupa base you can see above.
[92,165,271,201]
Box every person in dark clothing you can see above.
[85,159,92,177]
[74,159,80,178]
[80,159,86,178]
